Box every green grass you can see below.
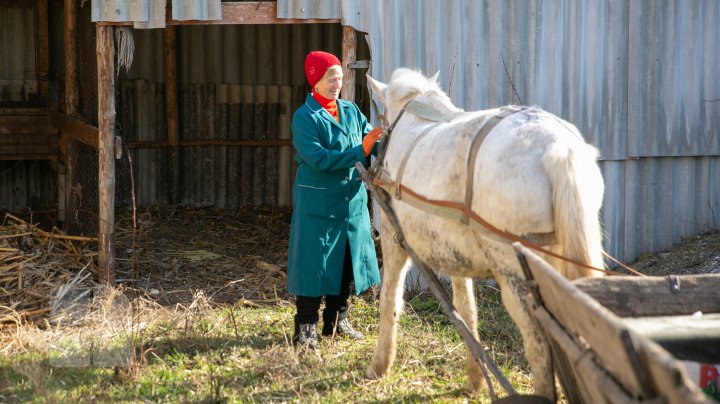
[0,283,531,403]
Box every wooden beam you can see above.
[97,2,340,26]
[0,114,55,135]
[97,25,116,285]
[164,25,181,204]
[64,0,78,116]
[341,26,356,102]
[53,112,99,148]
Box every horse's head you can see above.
[367,68,443,126]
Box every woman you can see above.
[287,51,382,349]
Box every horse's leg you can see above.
[365,224,410,379]
[495,271,555,401]
[450,276,484,393]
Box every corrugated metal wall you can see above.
[336,0,720,263]
[116,23,372,208]
[0,6,38,103]
[2,0,718,264]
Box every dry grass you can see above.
[1,282,530,403]
[1,206,533,402]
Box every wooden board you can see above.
[514,243,711,403]
[573,275,720,317]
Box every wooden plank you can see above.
[639,336,711,404]
[623,313,720,341]
[53,112,99,148]
[574,275,720,317]
[214,85,228,207]
[240,85,254,205]
[227,85,242,207]
[56,163,66,222]
[277,86,292,206]
[97,25,116,285]
[517,244,712,403]
[135,79,150,205]
[201,84,216,205]
[533,306,636,403]
[265,86,279,206]
[0,114,55,135]
[96,2,340,26]
[64,0,78,116]
[188,84,201,204]
[0,133,58,156]
[341,26,356,102]
[519,245,648,397]
[164,25,180,204]
[252,86,267,206]
[623,313,720,363]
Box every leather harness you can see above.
[371,102,558,247]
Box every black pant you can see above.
[295,242,353,330]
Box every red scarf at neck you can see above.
[313,92,339,121]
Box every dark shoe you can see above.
[323,318,364,340]
[293,323,318,349]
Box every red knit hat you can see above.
[304,51,341,88]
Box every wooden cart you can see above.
[513,243,719,403]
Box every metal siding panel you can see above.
[91,0,149,22]
[618,157,720,264]
[628,0,720,157]
[353,0,628,161]
[171,0,221,21]
[277,0,341,19]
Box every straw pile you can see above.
[1,205,294,329]
[0,213,99,325]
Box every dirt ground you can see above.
[629,230,720,276]
[112,206,720,308]
[113,205,295,306]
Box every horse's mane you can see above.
[387,68,445,105]
[387,68,459,118]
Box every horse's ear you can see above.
[366,74,387,103]
[429,71,440,84]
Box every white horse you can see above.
[364,68,606,399]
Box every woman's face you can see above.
[315,67,343,100]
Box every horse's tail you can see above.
[542,130,605,279]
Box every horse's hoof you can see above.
[364,366,384,380]
[466,378,485,394]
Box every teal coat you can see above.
[287,94,380,297]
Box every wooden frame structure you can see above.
[65,1,358,283]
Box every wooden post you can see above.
[164,26,181,203]
[64,0,78,116]
[341,25,356,102]
[97,25,116,284]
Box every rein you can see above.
[368,102,642,277]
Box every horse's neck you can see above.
[405,92,462,122]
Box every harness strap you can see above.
[394,124,437,198]
[463,106,527,224]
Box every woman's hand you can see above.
[362,127,383,156]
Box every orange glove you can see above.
[362,127,383,156]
